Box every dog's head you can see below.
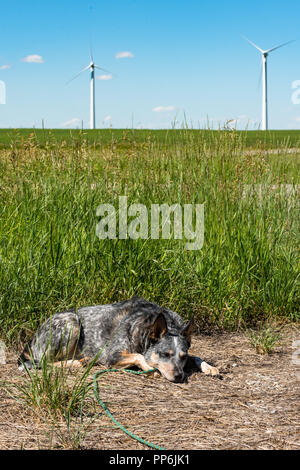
[144,313,193,383]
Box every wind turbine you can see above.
[243,37,294,130]
[67,50,111,129]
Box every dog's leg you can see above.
[51,357,89,368]
[186,355,219,376]
[200,361,219,376]
[18,312,81,370]
[114,351,152,371]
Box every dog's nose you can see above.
[173,372,184,382]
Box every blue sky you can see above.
[1,0,300,129]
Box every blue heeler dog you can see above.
[18,297,219,382]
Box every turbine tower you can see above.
[67,51,111,129]
[243,37,294,130]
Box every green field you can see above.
[0,129,299,343]
[1,128,300,150]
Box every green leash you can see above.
[93,368,166,450]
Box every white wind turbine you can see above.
[243,37,294,130]
[67,50,112,129]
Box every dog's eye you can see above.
[161,352,170,358]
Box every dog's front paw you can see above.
[201,362,219,376]
[79,357,90,367]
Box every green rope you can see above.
[93,368,166,450]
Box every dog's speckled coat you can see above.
[18,296,219,382]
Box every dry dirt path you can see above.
[0,328,299,450]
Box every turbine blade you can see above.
[94,64,113,74]
[266,39,295,54]
[242,36,264,53]
[66,65,90,85]
[89,43,94,63]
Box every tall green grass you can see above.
[0,129,299,343]
[1,127,300,150]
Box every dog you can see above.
[18,296,219,382]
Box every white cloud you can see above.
[104,115,112,122]
[21,54,44,63]
[0,64,11,70]
[96,74,113,80]
[61,117,81,127]
[152,106,175,113]
[294,117,300,122]
[115,51,134,59]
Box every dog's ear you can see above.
[149,313,168,341]
[181,317,194,342]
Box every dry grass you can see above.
[0,327,299,450]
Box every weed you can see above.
[246,325,282,354]
[4,357,99,449]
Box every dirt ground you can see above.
[0,327,299,450]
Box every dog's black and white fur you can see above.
[18,297,219,382]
